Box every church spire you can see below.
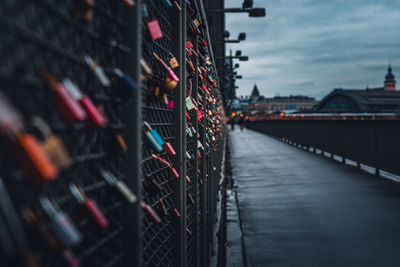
[384,64,396,91]
[251,84,260,98]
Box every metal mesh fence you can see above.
[0,1,225,267]
[0,1,131,267]
[140,1,177,267]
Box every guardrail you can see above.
[249,120,400,176]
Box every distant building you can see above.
[384,64,396,90]
[250,95,318,113]
[316,65,400,113]
[250,84,260,100]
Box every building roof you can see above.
[315,88,400,113]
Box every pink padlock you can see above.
[167,100,174,109]
[147,20,163,40]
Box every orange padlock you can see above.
[12,132,58,184]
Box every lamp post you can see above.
[210,7,266,17]
[216,32,247,44]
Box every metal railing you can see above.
[249,120,400,176]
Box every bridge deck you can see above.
[229,128,400,267]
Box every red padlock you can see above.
[141,201,161,224]
[70,184,108,228]
[42,71,87,124]
[63,79,106,127]
[170,166,179,179]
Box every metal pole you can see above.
[172,1,187,266]
[121,1,142,266]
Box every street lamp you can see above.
[210,7,266,18]
[217,32,247,44]
[216,55,249,61]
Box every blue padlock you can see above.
[143,122,163,152]
[161,0,172,8]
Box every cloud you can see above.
[225,0,400,99]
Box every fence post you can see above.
[122,2,142,266]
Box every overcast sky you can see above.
[225,0,400,99]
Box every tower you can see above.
[384,64,396,91]
[250,84,260,99]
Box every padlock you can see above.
[143,122,164,152]
[167,100,174,109]
[84,56,111,87]
[121,0,135,6]
[0,92,23,136]
[153,52,179,82]
[171,0,182,12]
[186,96,195,111]
[161,136,176,156]
[193,18,200,27]
[100,169,137,204]
[22,209,81,267]
[169,165,179,178]
[188,193,195,204]
[169,53,179,68]
[141,201,161,224]
[147,20,163,40]
[186,47,192,57]
[161,94,169,106]
[152,153,169,166]
[114,68,138,99]
[186,228,192,236]
[74,0,95,22]
[162,77,178,94]
[31,117,71,170]
[186,58,196,72]
[159,199,168,216]
[40,197,82,248]
[161,0,172,8]
[42,71,87,124]
[69,184,108,228]
[63,79,106,127]
[12,132,58,184]
[140,59,152,81]
[197,111,203,121]
[173,207,181,217]
[115,133,128,152]
[190,48,199,58]
[187,3,195,15]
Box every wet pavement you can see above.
[228,128,400,267]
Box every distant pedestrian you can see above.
[238,116,244,131]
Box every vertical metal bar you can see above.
[201,86,209,267]
[171,1,187,266]
[121,2,142,267]
[192,35,200,267]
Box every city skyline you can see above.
[225,0,400,99]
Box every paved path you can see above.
[229,128,400,267]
